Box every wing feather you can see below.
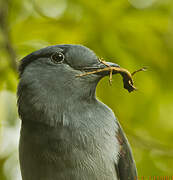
[115,122,137,180]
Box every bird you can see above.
[17,44,137,180]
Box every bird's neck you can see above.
[17,79,98,126]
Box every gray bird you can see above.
[17,44,137,180]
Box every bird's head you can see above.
[18,45,119,99]
[17,44,120,122]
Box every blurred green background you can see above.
[0,0,173,179]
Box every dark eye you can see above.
[51,52,65,63]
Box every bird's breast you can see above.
[19,101,120,180]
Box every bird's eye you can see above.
[51,52,65,63]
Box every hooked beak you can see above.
[81,61,120,76]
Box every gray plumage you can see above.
[17,44,137,180]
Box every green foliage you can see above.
[0,0,173,179]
